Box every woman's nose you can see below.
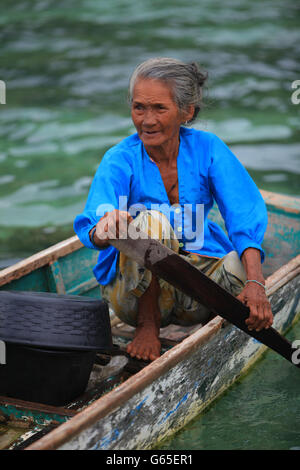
[143,109,156,126]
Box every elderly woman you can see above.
[74,57,273,362]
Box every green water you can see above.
[0,0,299,265]
[158,320,300,450]
[0,0,299,450]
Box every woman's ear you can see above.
[182,105,195,124]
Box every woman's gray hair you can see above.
[129,57,207,124]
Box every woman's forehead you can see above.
[132,78,175,103]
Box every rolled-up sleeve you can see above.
[74,149,132,250]
[208,135,268,262]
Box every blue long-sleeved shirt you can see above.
[74,127,268,285]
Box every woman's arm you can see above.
[208,134,268,263]
[207,135,272,331]
[74,149,132,251]
[238,247,273,331]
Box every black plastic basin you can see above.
[0,290,114,405]
[0,343,96,406]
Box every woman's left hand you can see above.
[237,282,273,332]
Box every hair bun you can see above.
[189,62,208,87]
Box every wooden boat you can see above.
[0,189,299,450]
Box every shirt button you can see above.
[175,208,181,214]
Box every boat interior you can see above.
[0,192,299,449]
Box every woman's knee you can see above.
[223,251,247,283]
[221,251,246,296]
[133,210,178,249]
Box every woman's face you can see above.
[131,78,191,151]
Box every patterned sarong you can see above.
[101,210,246,327]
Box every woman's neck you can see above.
[145,137,180,166]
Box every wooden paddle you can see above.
[110,234,300,368]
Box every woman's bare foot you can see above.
[126,323,161,361]
[126,275,161,361]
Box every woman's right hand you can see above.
[90,210,133,249]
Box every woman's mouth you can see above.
[143,130,160,136]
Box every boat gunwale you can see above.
[0,236,83,288]
[24,253,300,450]
[260,189,300,215]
